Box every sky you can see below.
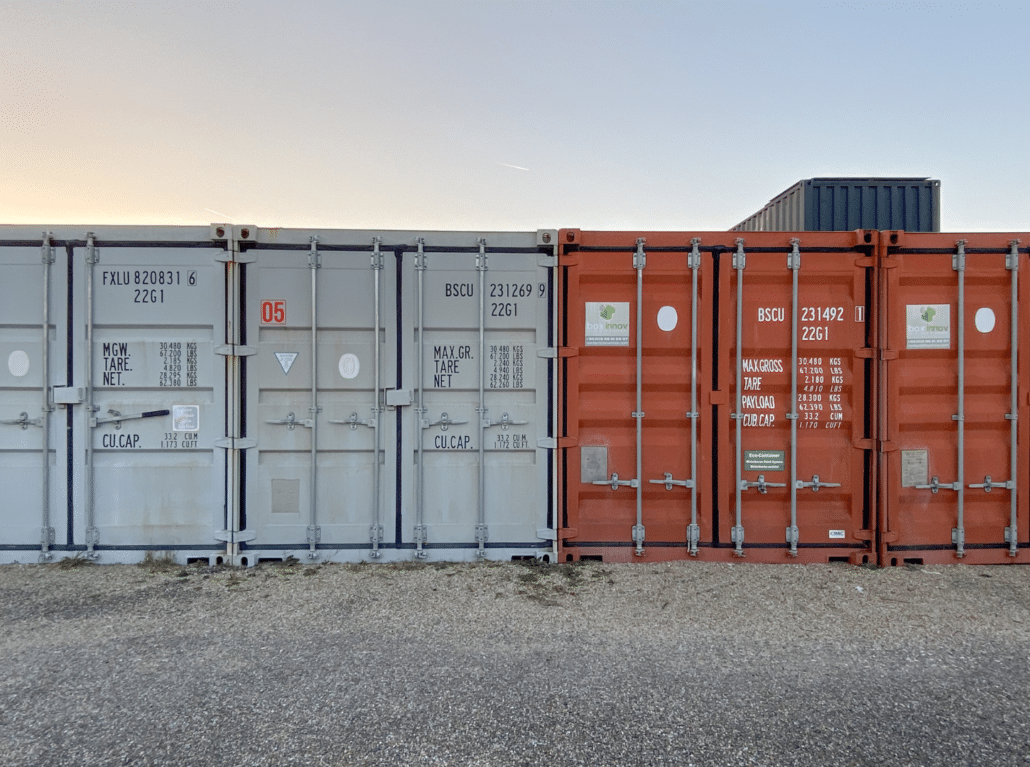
[1,0,1028,232]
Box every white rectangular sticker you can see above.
[901,450,929,488]
[585,302,630,346]
[906,304,951,349]
[172,405,200,432]
[828,530,846,539]
[744,451,785,472]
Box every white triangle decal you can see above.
[275,352,298,375]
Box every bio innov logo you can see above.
[599,305,616,320]
[921,307,936,323]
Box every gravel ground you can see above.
[2,558,1030,766]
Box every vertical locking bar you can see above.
[370,237,384,558]
[787,239,801,555]
[953,240,967,557]
[306,236,321,558]
[476,239,488,557]
[39,233,55,559]
[84,233,99,556]
[226,228,244,560]
[732,238,746,555]
[1007,240,1020,556]
[687,238,701,555]
[549,236,560,563]
[632,238,646,555]
[414,238,428,557]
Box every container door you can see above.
[69,228,228,561]
[715,232,876,563]
[0,231,69,561]
[879,232,1030,565]
[402,232,555,561]
[242,232,399,561]
[559,231,710,562]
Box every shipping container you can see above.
[559,230,877,563]
[732,178,940,233]
[239,227,558,563]
[0,230,69,562]
[878,231,1030,565]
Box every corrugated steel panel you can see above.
[715,231,877,563]
[0,229,69,562]
[241,228,557,563]
[878,231,1030,565]
[558,230,877,563]
[69,227,230,562]
[733,178,941,233]
[558,230,712,562]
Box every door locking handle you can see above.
[593,473,638,491]
[795,474,841,492]
[740,474,786,494]
[266,412,314,430]
[91,408,170,429]
[330,412,375,430]
[481,412,528,430]
[648,472,693,490]
[423,412,468,431]
[915,476,960,494]
[969,475,1014,493]
[1,412,43,430]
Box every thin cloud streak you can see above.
[497,163,530,172]
[203,208,238,223]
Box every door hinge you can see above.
[214,344,258,357]
[214,437,258,449]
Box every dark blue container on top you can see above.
[732,177,941,232]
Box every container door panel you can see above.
[880,232,1030,565]
[71,230,227,559]
[560,232,709,562]
[404,234,553,560]
[244,237,397,559]
[715,233,876,563]
[0,233,68,560]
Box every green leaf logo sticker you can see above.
[599,305,616,320]
[921,306,936,323]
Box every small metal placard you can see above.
[585,302,630,346]
[744,450,785,472]
[581,446,608,483]
[271,479,300,514]
[906,304,951,349]
[901,450,929,488]
[172,405,200,432]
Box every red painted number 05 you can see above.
[261,299,286,325]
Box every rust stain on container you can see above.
[878,231,1030,566]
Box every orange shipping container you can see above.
[878,232,1030,565]
[558,230,877,563]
